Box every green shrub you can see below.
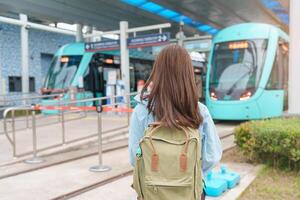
[234,118,300,170]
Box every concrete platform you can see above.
[71,175,137,200]
[0,148,132,200]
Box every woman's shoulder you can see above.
[198,102,209,116]
[132,95,150,121]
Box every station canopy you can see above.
[0,0,289,36]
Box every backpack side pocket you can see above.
[133,156,144,199]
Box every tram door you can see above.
[83,58,104,99]
[83,53,122,101]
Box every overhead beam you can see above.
[0,15,76,35]
[84,23,171,38]
[127,23,171,33]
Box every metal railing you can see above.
[0,91,87,135]
[0,92,61,105]
[2,92,137,171]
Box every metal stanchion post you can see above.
[61,110,66,144]
[89,104,111,172]
[126,94,130,125]
[24,104,45,164]
[84,91,87,118]
[26,109,29,128]
[11,110,16,157]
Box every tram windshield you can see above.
[44,55,82,90]
[209,39,268,100]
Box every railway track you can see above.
[0,136,129,179]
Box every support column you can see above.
[92,27,98,42]
[85,26,92,43]
[20,14,29,94]
[0,29,4,96]
[76,24,83,42]
[0,57,5,95]
[288,0,300,114]
[0,39,2,96]
[176,21,185,46]
[120,21,130,93]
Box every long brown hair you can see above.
[141,44,203,129]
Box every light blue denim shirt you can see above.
[128,95,222,175]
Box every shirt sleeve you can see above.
[128,106,146,166]
[199,104,222,175]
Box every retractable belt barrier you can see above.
[33,105,133,113]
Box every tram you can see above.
[42,42,208,102]
[42,42,154,100]
[206,23,289,120]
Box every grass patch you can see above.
[221,147,252,164]
[238,165,300,200]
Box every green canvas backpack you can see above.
[132,123,203,200]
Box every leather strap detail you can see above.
[151,153,159,171]
[180,153,187,172]
[148,121,163,127]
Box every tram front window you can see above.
[209,39,268,100]
[44,55,82,90]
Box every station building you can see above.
[0,23,74,94]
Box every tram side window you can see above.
[266,46,284,90]
[280,43,289,91]
[266,55,280,89]
[279,42,289,110]
[129,62,136,92]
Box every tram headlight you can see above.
[240,91,252,101]
[210,91,218,100]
